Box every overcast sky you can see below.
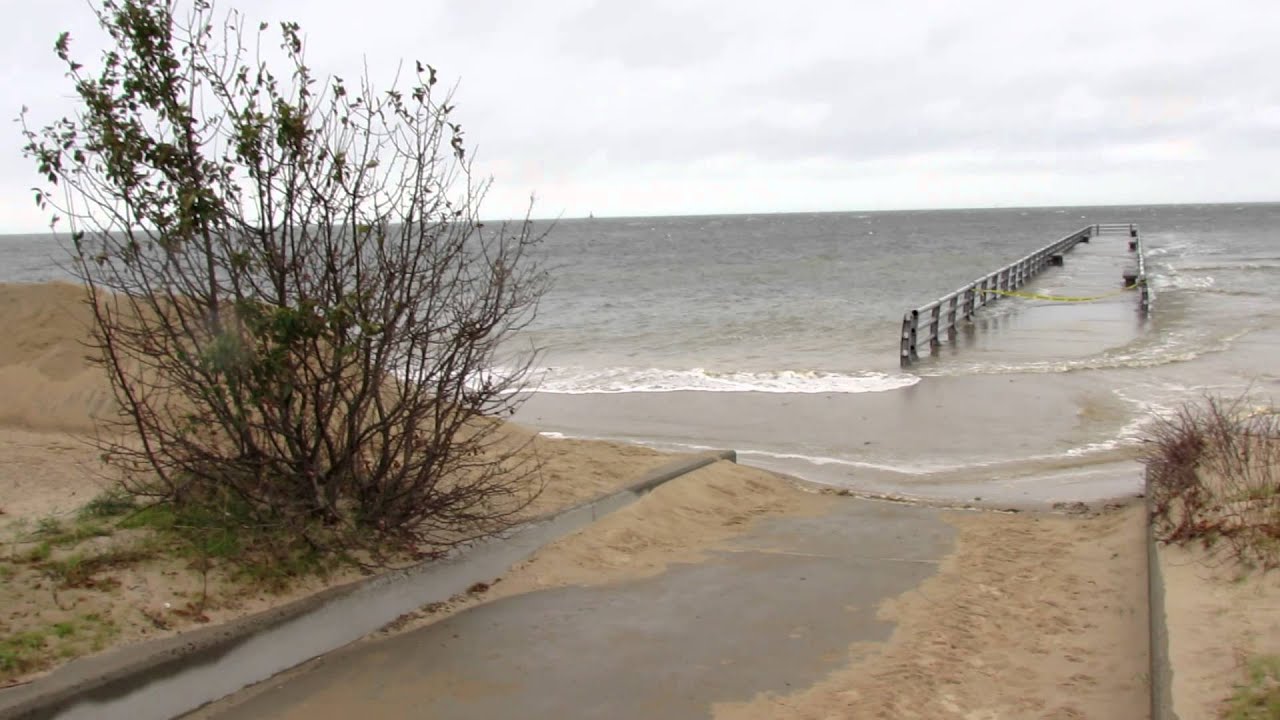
[3,0,1279,232]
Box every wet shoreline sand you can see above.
[516,370,1147,507]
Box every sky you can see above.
[2,0,1279,232]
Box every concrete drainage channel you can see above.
[1146,476,1174,720]
[0,450,736,720]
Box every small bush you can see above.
[1143,394,1280,568]
[22,0,547,570]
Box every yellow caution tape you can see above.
[977,287,1136,303]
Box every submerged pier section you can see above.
[899,223,1150,367]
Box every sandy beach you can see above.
[0,279,1264,718]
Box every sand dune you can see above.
[0,282,116,434]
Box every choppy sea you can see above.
[5,203,1279,505]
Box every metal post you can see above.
[909,309,919,362]
[929,305,942,351]
[947,295,959,342]
[900,313,913,366]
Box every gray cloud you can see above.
[3,0,1280,231]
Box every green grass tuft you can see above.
[22,542,51,563]
[79,489,137,519]
[39,548,154,589]
[0,631,48,675]
[25,513,114,548]
[118,503,176,531]
[1225,655,1280,719]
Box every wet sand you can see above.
[516,370,1146,507]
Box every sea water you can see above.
[5,203,1278,505]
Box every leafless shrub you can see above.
[1143,393,1280,569]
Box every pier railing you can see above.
[1095,222,1151,313]
[899,223,1149,367]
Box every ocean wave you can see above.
[1150,271,1215,292]
[1171,261,1280,273]
[926,327,1252,377]
[527,367,920,394]
[1144,240,1206,258]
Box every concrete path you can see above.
[189,499,953,720]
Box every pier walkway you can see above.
[900,223,1150,368]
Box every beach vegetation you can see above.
[38,547,153,589]
[80,489,138,519]
[0,615,119,681]
[1143,394,1280,569]
[19,0,547,572]
[1224,654,1280,719]
[21,542,52,564]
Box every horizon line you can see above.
[4,198,1278,235]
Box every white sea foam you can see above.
[734,448,950,475]
[1151,269,1215,292]
[926,325,1253,377]
[527,367,920,395]
[1173,261,1280,273]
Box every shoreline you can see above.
[515,382,1150,509]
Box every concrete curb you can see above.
[1146,472,1174,720]
[0,450,736,720]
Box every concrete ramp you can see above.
[190,500,954,720]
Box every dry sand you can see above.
[500,459,831,590]
[0,282,116,435]
[1164,543,1280,719]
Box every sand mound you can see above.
[370,459,828,639]
[513,461,824,586]
[0,282,115,434]
[492,460,825,592]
